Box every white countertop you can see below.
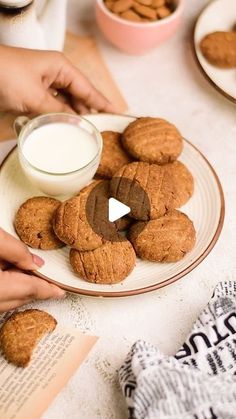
[2,1,236,418]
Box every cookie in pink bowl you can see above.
[95,0,184,55]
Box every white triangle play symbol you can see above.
[108,198,130,222]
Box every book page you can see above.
[0,312,98,419]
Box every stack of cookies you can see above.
[14,117,196,286]
[104,0,174,23]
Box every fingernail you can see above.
[32,254,45,268]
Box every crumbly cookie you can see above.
[129,209,196,262]
[122,117,183,164]
[96,131,132,178]
[14,197,64,250]
[53,181,106,251]
[164,161,194,208]
[115,216,133,231]
[70,240,136,284]
[0,309,57,367]
[110,161,174,220]
[200,32,236,68]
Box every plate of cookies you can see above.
[0,114,224,297]
[194,0,236,103]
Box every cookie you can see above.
[53,181,106,251]
[129,209,196,262]
[110,161,174,220]
[115,216,133,231]
[14,197,64,250]
[0,309,57,367]
[200,32,236,68]
[122,117,183,164]
[96,131,132,178]
[70,240,136,284]
[164,161,194,207]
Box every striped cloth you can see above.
[119,281,236,419]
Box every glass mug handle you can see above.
[14,116,30,137]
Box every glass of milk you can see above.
[15,113,103,197]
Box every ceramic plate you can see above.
[0,114,224,297]
[194,0,236,104]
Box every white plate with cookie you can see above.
[194,0,236,104]
[0,114,224,297]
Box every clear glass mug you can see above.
[14,113,103,197]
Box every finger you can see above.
[52,57,116,113]
[34,90,76,115]
[72,101,90,115]
[0,299,32,314]
[0,270,66,301]
[0,228,44,271]
[0,259,12,270]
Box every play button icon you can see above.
[108,198,130,222]
[85,179,150,242]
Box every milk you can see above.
[22,123,98,174]
[18,121,102,197]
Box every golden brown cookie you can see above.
[110,161,174,220]
[129,209,196,262]
[96,131,132,179]
[115,216,133,231]
[53,181,106,251]
[70,240,136,284]
[200,31,236,68]
[0,309,57,367]
[164,161,194,208]
[122,117,183,164]
[14,197,64,250]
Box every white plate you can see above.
[0,114,224,297]
[194,0,236,103]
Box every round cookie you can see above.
[14,197,64,250]
[129,209,196,262]
[70,240,136,284]
[200,31,236,68]
[53,181,106,251]
[164,161,194,208]
[110,161,174,220]
[0,309,57,367]
[115,216,133,231]
[96,131,132,178]
[122,117,183,164]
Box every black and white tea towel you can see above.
[119,281,236,419]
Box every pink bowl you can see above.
[95,0,184,54]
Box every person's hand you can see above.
[0,228,65,313]
[0,45,115,115]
